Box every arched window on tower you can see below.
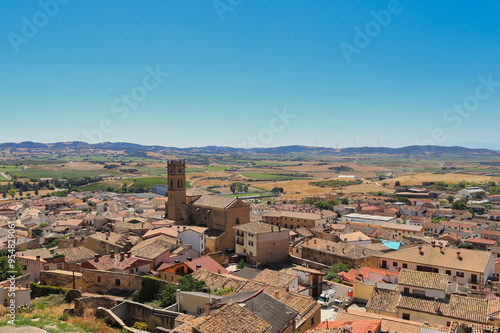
[235,218,240,225]
[170,179,173,189]
[177,179,180,188]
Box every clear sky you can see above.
[1,1,500,149]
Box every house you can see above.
[295,238,381,269]
[366,288,399,317]
[157,256,227,282]
[339,232,372,246]
[192,268,321,333]
[175,301,272,333]
[423,222,444,237]
[438,233,462,246]
[338,267,399,285]
[308,320,382,333]
[233,222,289,265]
[398,269,448,298]
[458,187,485,199]
[464,237,497,251]
[488,210,500,221]
[376,243,495,290]
[482,229,500,242]
[380,223,424,236]
[251,269,298,292]
[263,211,328,229]
[342,213,397,226]
[211,290,299,333]
[52,246,98,271]
[80,251,153,274]
[130,234,178,268]
[16,254,46,283]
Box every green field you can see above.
[14,168,118,179]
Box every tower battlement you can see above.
[167,159,186,167]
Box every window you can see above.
[402,263,407,269]
[311,317,314,326]
[57,263,62,269]
[456,272,464,278]
[97,277,101,283]
[381,260,387,269]
[198,308,205,315]
[115,279,121,286]
[403,287,410,294]
[446,270,451,275]
[402,313,410,320]
[393,262,398,267]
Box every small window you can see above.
[402,313,410,320]
[404,287,410,294]
[456,272,464,278]
[402,263,407,269]
[97,277,101,283]
[446,270,451,275]
[393,262,398,267]
[115,279,121,286]
[311,317,314,326]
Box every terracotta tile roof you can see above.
[487,294,500,320]
[251,269,296,289]
[185,256,228,274]
[80,253,152,271]
[193,301,271,333]
[339,232,371,242]
[482,230,500,236]
[465,238,497,245]
[131,235,177,260]
[366,288,399,314]
[192,269,248,291]
[186,188,214,197]
[301,238,382,260]
[314,320,382,333]
[336,309,446,333]
[54,246,97,263]
[377,244,493,273]
[399,269,448,291]
[234,222,288,234]
[264,211,324,220]
[192,195,237,209]
[398,294,488,324]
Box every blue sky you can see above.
[1,0,500,148]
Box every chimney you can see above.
[418,246,423,255]
[440,244,444,254]
[187,257,192,261]
[431,240,436,247]
[196,264,202,270]
[174,260,180,263]
[274,290,280,300]
[457,251,461,259]
[94,254,99,262]
[36,255,40,261]
[110,251,115,259]
[314,239,317,244]
[205,303,210,316]
[120,252,125,261]
[127,251,131,258]
[488,247,492,252]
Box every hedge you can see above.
[30,282,68,298]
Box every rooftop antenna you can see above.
[353,140,356,148]
[377,140,380,148]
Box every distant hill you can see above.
[0,141,498,156]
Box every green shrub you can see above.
[30,282,68,298]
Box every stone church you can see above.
[165,159,250,253]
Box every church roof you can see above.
[192,195,237,209]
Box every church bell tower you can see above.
[166,159,186,223]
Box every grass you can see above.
[224,192,272,198]
[0,296,121,333]
[15,168,116,179]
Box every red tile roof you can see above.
[465,238,497,245]
[315,320,382,333]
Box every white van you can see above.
[318,289,337,307]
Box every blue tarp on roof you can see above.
[380,239,403,250]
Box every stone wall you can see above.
[111,300,179,331]
[74,296,117,316]
[40,270,83,289]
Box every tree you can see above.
[18,187,23,197]
[2,191,6,199]
[395,181,401,187]
[340,198,349,205]
[8,189,16,199]
[451,201,467,210]
[325,262,350,281]
[457,243,477,250]
[237,259,245,270]
[34,186,39,196]
[39,223,48,228]
[133,276,161,303]
[160,275,207,307]
[446,195,455,203]
[0,255,23,281]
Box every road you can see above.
[0,172,11,180]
